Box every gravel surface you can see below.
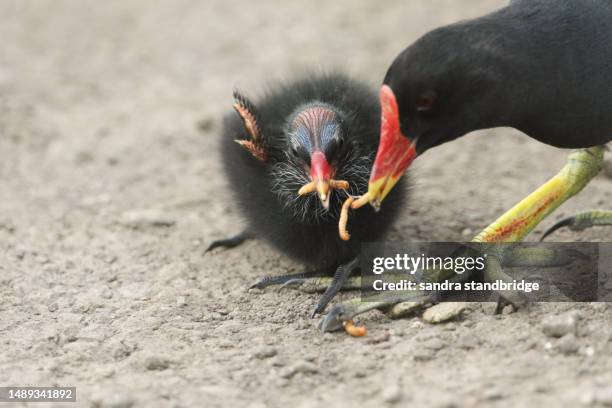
[1,1,612,407]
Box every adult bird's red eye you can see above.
[416,91,437,112]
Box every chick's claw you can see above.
[205,231,253,253]
[311,256,360,316]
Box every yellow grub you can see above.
[329,180,349,190]
[339,196,354,241]
[336,193,371,241]
[297,179,349,197]
[343,320,367,337]
[350,192,371,210]
[298,181,316,196]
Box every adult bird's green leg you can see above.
[473,146,605,242]
[320,146,605,332]
[472,146,605,310]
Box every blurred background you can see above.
[1,1,611,407]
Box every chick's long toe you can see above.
[206,231,254,253]
[311,256,360,317]
[250,269,330,290]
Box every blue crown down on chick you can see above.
[208,72,409,316]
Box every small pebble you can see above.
[280,361,318,378]
[482,387,504,401]
[112,342,136,360]
[457,333,481,350]
[579,392,596,406]
[144,355,170,371]
[422,302,469,323]
[388,301,422,318]
[366,331,390,345]
[422,338,446,351]
[61,327,79,344]
[596,388,612,407]
[461,227,473,236]
[120,209,176,228]
[322,333,335,341]
[583,345,595,357]
[381,384,402,403]
[253,346,277,360]
[556,333,579,355]
[271,359,285,367]
[91,393,134,408]
[198,117,215,132]
[217,339,234,349]
[101,288,113,300]
[413,348,435,362]
[434,397,459,408]
[246,402,268,408]
[302,354,317,362]
[542,312,578,338]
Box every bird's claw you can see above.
[250,276,273,290]
[494,291,530,314]
[205,231,252,254]
[494,295,512,314]
[311,288,340,317]
[311,303,325,318]
[319,304,348,332]
[311,256,361,317]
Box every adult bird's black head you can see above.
[368,0,612,207]
[368,25,503,206]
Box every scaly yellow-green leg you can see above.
[473,146,604,242]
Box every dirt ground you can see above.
[2,1,612,407]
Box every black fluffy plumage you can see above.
[216,72,408,310]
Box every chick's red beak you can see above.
[310,150,332,209]
[368,85,417,209]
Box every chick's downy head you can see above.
[270,103,371,223]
